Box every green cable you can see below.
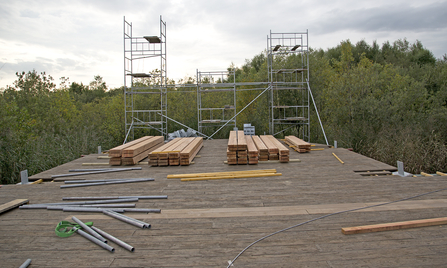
[55,220,93,238]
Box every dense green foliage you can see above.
[1,38,446,183]
[0,73,124,184]
[232,39,447,174]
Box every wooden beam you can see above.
[168,169,277,179]
[0,199,29,214]
[436,171,447,176]
[332,153,344,164]
[421,172,433,177]
[342,217,447,235]
[181,173,282,182]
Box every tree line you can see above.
[1,38,446,183]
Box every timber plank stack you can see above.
[245,135,259,164]
[237,131,248,164]
[149,137,203,166]
[227,131,248,165]
[226,131,238,165]
[180,137,203,166]
[260,135,280,160]
[227,131,289,164]
[252,135,269,161]
[267,135,290,163]
[108,136,163,166]
[122,136,164,165]
[285,136,311,153]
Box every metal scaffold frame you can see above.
[123,16,167,142]
[197,70,237,134]
[267,30,310,141]
[122,16,328,144]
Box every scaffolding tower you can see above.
[123,16,167,142]
[267,31,310,141]
[197,70,236,134]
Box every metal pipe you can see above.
[21,198,139,208]
[82,204,136,208]
[19,259,32,268]
[207,85,272,140]
[73,227,115,252]
[51,167,142,179]
[60,178,154,189]
[64,178,154,184]
[63,207,125,213]
[106,210,151,228]
[69,168,118,172]
[307,81,329,145]
[47,204,136,210]
[103,210,148,229]
[62,195,168,201]
[123,208,161,213]
[72,216,107,244]
[91,226,135,252]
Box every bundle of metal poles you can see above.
[60,178,155,189]
[51,167,142,179]
[19,197,162,213]
[68,216,136,252]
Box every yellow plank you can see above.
[332,153,344,164]
[0,199,29,214]
[436,171,447,176]
[421,172,433,177]
[167,169,277,179]
[30,179,43,184]
[342,217,447,235]
[311,148,324,151]
[181,173,282,181]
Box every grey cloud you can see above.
[20,9,40,19]
[314,2,447,34]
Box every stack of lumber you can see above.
[285,136,311,153]
[259,135,280,160]
[149,137,203,166]
[252,136,269,161]
[245,135,259,164]
[267,135,290,163]
[227,131,289,164]
[227,131,249,165]
[180,137,203,166]
[108,136,163,165]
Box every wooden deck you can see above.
[1,139,447,267]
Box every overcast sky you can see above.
[1,0,446,89]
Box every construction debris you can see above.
[167,128,199,141]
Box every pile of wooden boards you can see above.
[167,169,282,181]
[149,137,203,166]
[227,131,289,164]
[285,136,311,153]
[108,136,164,165]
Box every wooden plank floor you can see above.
[2,139,447,267]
